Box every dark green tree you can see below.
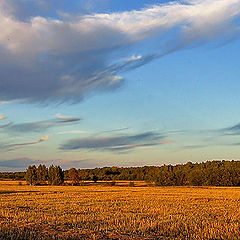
[92,175,98,183]
[36,164,48,185]
[48,165,64,185]
[68,168,79,185]
[25,165,37,185]
[188,168,205,186]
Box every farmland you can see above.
[1,181,240,239]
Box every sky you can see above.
[0,0,240,171]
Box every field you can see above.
[1,181,240,239]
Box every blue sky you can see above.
[0,0,240,171]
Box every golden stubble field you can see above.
[1,181,240,240]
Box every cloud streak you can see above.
[220,123,240,135]
[0,157,38,168]
[102,127,130,133]
[60,131,172,152]
[0,157,96,170]
[0,0,239,102]
[0,122,12,128]
[57,130,86,135]
[108,140,175,151]
[4,114,81,133]
[6,135,49,151]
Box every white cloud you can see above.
[0,0,239,102]
[128,55,142,61]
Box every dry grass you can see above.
[1,181,240,239]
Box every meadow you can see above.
[1,181,240,240]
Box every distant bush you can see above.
[129,181,135,187]
[92,175,98,183]
[105,181,116,186]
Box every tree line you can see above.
[1,160,240,186]
[65,160,240,186]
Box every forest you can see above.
[1,160,240,186]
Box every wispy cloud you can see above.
[7,135,49,151]
[220,123,240,135]
[177,122,240,149]
[102,127,130,133]
[183,144,208,149]
[55,113,81,122]
[0,0,239,102]
[0,157,38,168]
[4,114,81,133]
[0,157,96,170]
[0,115,11,128]
[57,126,129,136]
[60,131,172,152]
[57,130,86,135]
[0,122,12,128]
[108,140,175,151]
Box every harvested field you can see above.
[1,181,240,239]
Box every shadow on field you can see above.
[0,190,39,194]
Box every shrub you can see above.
[129,181,135,187]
